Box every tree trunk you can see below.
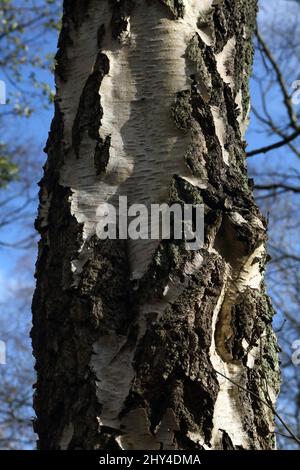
[32,0,280,450]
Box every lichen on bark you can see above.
[171,91,193,132]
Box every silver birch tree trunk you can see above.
[32,0,280,450]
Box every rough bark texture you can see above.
[32,0,280,450]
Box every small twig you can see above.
[256,30,298,129]
[214,368,300,446]
[247,129,300,157]
[255,184,300,193]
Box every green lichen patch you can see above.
[239,40,255,118]
[186,34,212,93]
[213,0,258,117]
[247,321,281,449]
[230,288,275,363]
[184,140,208,182]
[171,91,192,132]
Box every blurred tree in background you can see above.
[0,0,59,187]
[0,0,60,449]
[248,0,300,448]
[0,0,300,449]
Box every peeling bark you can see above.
[32,0,280,450]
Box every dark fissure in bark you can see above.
[72,52,110,158]
[94,135,111,175]
[55,0,94,82]
[158,0,185,19]
[110,0,135,39]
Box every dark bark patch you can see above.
[110,0,135,39]
[94,135,111,175]
[55,16,73,83]
[158,0,185,19]
[72,52,110,158]
[64,0,92,29]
